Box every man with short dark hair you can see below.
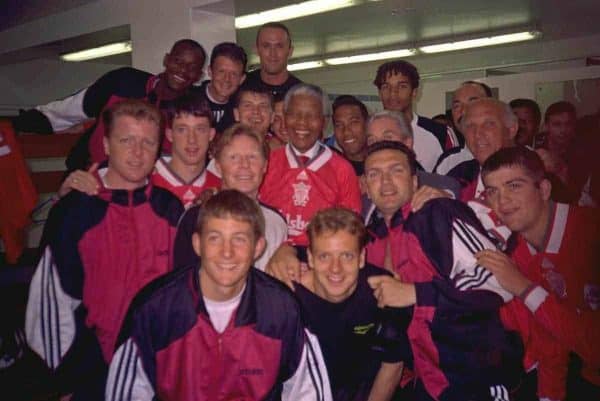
[294,207,410,401]
[245,22,302,99]
[477,146,600,400]
[509,98,542,147]
[14,39,206,170]
[362,140,522,401]
[373,60,457,172]
[329,95,369,176]
[106,190,332,401]
[233,82,275,138]
[536,101,578,189]
[25,99,185,401]
[195,41,247,134]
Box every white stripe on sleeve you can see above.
[106,339,155,401]
[450,220,514,302]
[25,246,81,369]
[282,329,332,401]
[36,89,89,132]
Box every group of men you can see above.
[16,19,599,401]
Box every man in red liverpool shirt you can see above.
[477,146,600,400]
[259,83,361,253]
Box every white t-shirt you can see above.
[203,285,245,333]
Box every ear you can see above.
[307,247,315,269]
[165,128,174,144]
[269,110,275,125]
[412,174,418,192]
[253,237,266,261]
[163,53,170,69]
[411,87,418,101]
[507,120,519,143]
[287,44,294,60]
[258,155,268,178]
[103,136,110,156]
[209,128,216,142]
[192,232,202,257]
[361,175,371,199]
[358,248,366,270]
[539,178,552,201]
[405,136,414,149]
[234,108,241,123]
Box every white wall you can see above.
[0,59,122,115]
[296,33,600,118]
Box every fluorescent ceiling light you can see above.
[61,41,132,62]
[235,0,357,29]
[326,48,415,65]
[288,60,325,71]
[419,31,539,54]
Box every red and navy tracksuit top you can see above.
[106,265,331,401]
[365,198,524,401]
[25,183,183,397]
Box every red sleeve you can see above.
[335,157,361,214]
[525,286,600,366]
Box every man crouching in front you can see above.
[106,189,332,401]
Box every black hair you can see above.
[373,60,419,90]
[332,95,369,121]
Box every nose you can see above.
[296,114,309,127]
[222,239,233,258]
[497,189,512,207]
[330,258,342,274]
[131,139,143,157]
[239,155,250,168]
[381,170,393,184]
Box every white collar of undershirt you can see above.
[203,284,246,333]
[290,141,321,159]
[98,167,148,190]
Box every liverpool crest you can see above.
[292,182,311,206]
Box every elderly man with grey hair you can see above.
[259,83,361,262]
[434,81,494,175]
[364,110,461,210]
[436,97,519,202]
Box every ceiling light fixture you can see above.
[325,48,416,65]
[287,60,325,71]
[419,31,540,54]
[61,41,132,62]
[235,0,358,29]
[280,30,540,71]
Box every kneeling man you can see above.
[106,190,332,401]
[295,207,411,401]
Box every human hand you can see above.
[57,163,100,197]
[475,249,532,296]
[368,275,416,308]
[411,185,451,212]
[193,187,218,206]
[265,243,302,289]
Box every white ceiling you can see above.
[0,0,599,73]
